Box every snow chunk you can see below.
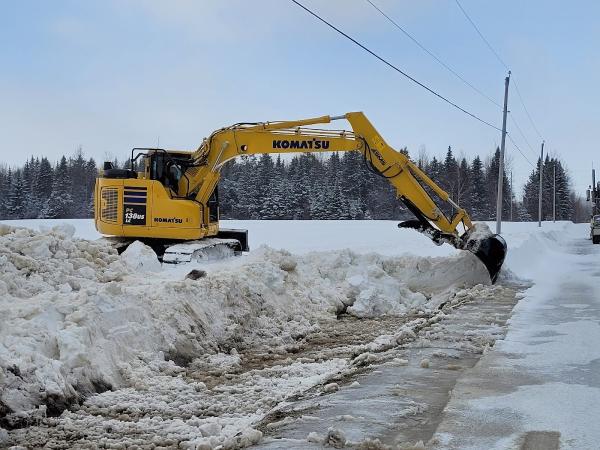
[323,382,339,393]
[279,256,297,272]
[465,222,493,244]
[325,427,347,448]
[120,241,161,272]
[0,427,8,447]
[307,431,324,444]
[40,223,76,239]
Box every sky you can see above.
[1,0,599,196]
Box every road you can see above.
[430,235,600,450]
[254,231,600,450]
[254,284,521,449]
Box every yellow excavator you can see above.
[94,112,507,282]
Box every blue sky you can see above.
[1,0,598,195]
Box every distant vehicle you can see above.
[591,215,600,244]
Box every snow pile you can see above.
[0,225,128,422]
[294,248,489,318]
[1,225,490,428]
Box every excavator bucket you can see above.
[462,231,507,283]
[398,220,507,283]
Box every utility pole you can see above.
[538,141,544,227]
[593,168,597,216]
[553,163,556,222]
[510,171,513,221]
[496,71,510,234]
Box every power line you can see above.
[290,0,502,132]
[453,0,545,141]
[365,0,501,108]
[454,0,509,70]
[512,79,544,140]
[509,113,537,157]
[507,133,535,167]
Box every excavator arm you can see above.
[178,112,506,282]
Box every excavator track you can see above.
[162,238,242,264]
[99,234,246,265]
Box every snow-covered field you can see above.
[0,219,584,448]
[1,219,461,257]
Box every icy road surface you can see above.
[0,219,588,449]
[430,225,600,450]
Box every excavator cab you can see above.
[142,150,192,195]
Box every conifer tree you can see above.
[469,156,490,220]
[6,169,25,219]
[485,148,511,220]
[43,156,74,218]
[0,167,9,218]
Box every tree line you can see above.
[0,149,97,220]
[219,146,583,222]
[0,147,587,222]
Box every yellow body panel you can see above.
[94,177,218,240]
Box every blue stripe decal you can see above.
[124,197,147,204]
[124,191,147,197]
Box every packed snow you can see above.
[0,218,580,447]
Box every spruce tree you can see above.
[469,156,490,220]
[43,156,74,218]
[522,166,540,220]
[456,157,470,209]
[69,148,89,218]
[21,158,37,218]
[0,167,8,219]
[485,148,511,220]
[6,169,25,219]
[36,158,54,217]
[84,158,98,216]
[341,151,368,219]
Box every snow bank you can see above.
[500,221,574,280]
[0,225,489,425]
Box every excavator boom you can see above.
[94,111,506,282]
